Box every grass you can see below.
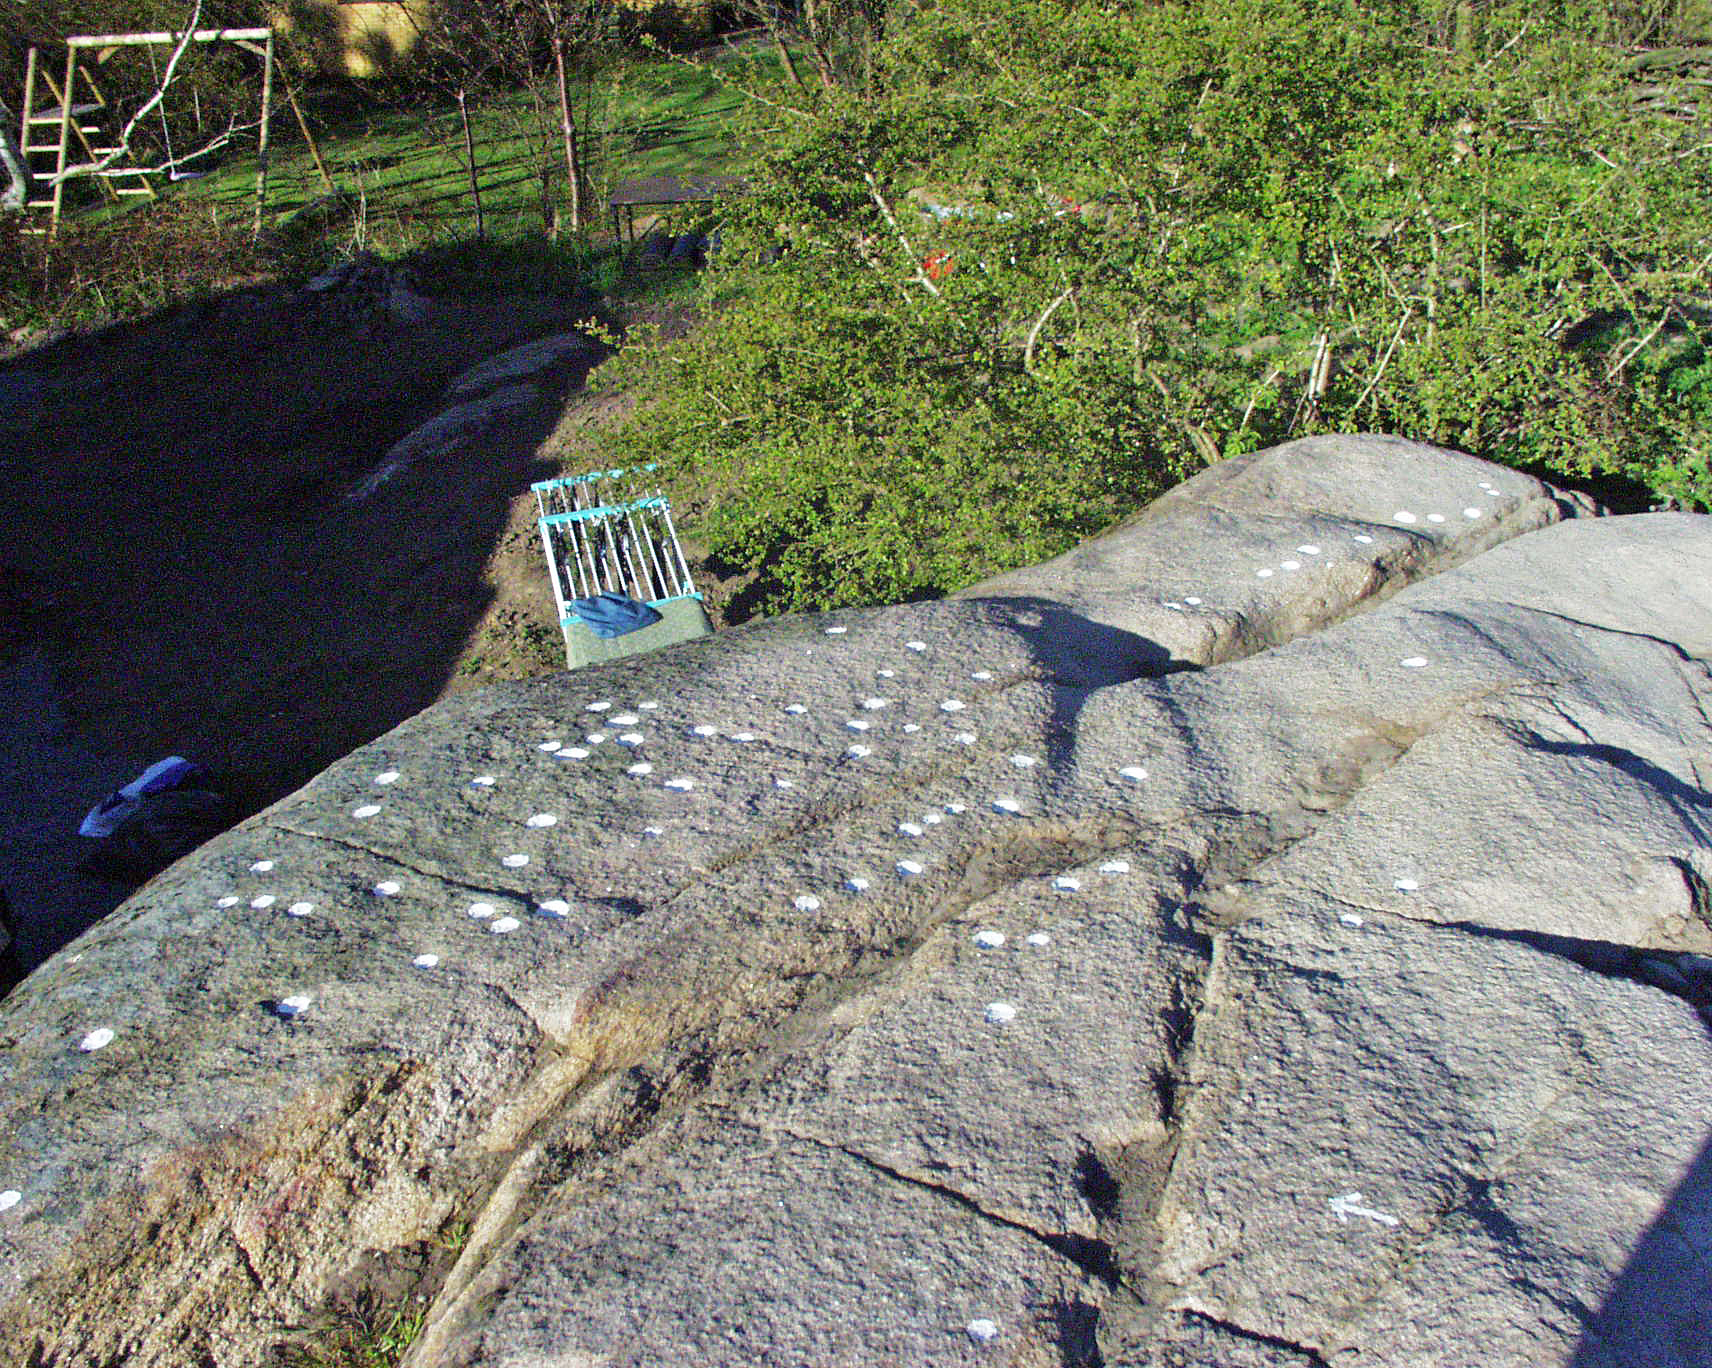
[2,38,778,342]
[94,38,777,252]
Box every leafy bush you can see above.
[597,0,1712,616]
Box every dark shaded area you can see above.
[1525,737,1712,809]
[1046,1297,1105,1368]
[1572,1107,1712,1364]
[973,593,1182,777]
[0,267,597,975]
[1075,1148,1122,1223]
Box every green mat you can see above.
[562,595,712,670]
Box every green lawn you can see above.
[86,39,780,252]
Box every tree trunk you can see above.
[457,87,485,240]
[0,98,31,213]
[553,36,583,233]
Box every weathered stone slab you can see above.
[443,331,604,403]
[968,433,1588,675]
[1147,905,1712,1367]
[5,438,1708,1368]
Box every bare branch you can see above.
[56,0,204,186]
[859,163,940,296]
[1023,288,1073,373]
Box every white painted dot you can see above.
[774,778,794,789]
[992,797,1022,814]
[971,670,993,681]
[468,902,496,919]
[899,822,925,837]
[1427,513,1446,524]
[276,995,312,1018]
[1280,559,1301,571]
[906,640,927,651]
[374,770,400,786]
[1353,533,1374,544]
[903,723,922,733]
[413,953,440,968]
[877,669,896,678]
[1163,601,1185,610]
[1340,913,1365,927]
[560,747,590,759]
[945,803,967,815]
[639,701,660,710]
[922,812,943,826]
[490,917,521,934]
[974,930,1006,948]
[251,895,276,909]
[692,724,717,737]
[288,902,314,917]
[586,732,608,745]
[1100,860,1131,874]
[824,625,847,635]
[217,896,240,907]
[250,860,275,873]
[611,713,641,726]
[1394,878,1420,892]
[1298,544,1321,555]
[538,740,563,753]
[502,854,530,868]
[897,859,925,876]
[375,881,400,897]
[784,704,808,714]
[1010,754,1038,769]
[847,877,871,892]
[1025,932,1052,947]
[664,777,696,791]
[586,700,612,712]
[78,1028,114,1052]
[846,719,871,732]
[1052,876,1080,892]
[954,732,977,745]
[526,813,558,828]
[941,699,966,712]
[618,732,645,746]
[730,733,757,743]
[539,899,571,916]
[1463,507,1482,519]
[861,697,890,710]
[1185,596,1203,605]
[472,775,497,787]
[793,894,822,911]
[1400,656,1428,669]
[984,1002,1017,1024]
[0,1191,19,1212]
[627,762,655,777]
[966,1319,1000,1345]
[1395,511,1418,524]
[352,804,382,818]
[1256,568,1274,579]
[1118,766,1148,782]
[644,825,665,836]
[847,744,872,758]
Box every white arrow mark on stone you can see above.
[1330,1192,1400,1227]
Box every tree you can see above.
[593,0,1712,617]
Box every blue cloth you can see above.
[568,593,662,639]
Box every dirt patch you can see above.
[0,276,651,969]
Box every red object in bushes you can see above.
[922,248,957,281]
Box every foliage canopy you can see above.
[599,0,1712,615]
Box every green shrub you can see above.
[597,0,1712,616]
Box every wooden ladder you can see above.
[18,45,157,232]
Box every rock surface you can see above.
[0,436,1707,1368]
